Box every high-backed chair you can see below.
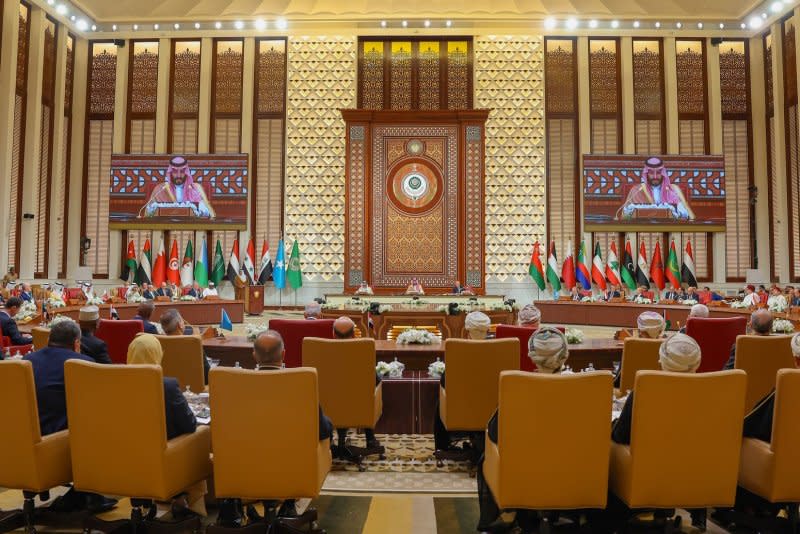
[65,360,212,532]
[610,371,747,529]
[2,335,33,355]
[0,361,72,533]
[734,335,795,411]
[30,327,50,351]
[95,319,144,364]
[208,367,330,533]
[495,325,537,372]
[155,335,206,393]
[618,338,663,393]
[302,338,383,467]
[484,371,612,526]
[269,319,335,368]
[685,317,747,373]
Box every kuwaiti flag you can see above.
[151,236,167,287]
[546,241,561,292]
[226,239,241,283]
[528,242,546,290]
[621,239,638,291]
[605,241,622,287]
[243,238,257,285]
[650,241,666,291]
[561,240,576,290]
[180,239,194,287]
[635,241,650,288]
[682,240,698,287]
[576,241,592,290]
[167,239,181,285]
[257,239,273,285]
[592,242,607,290]
[666,240,682,289]
[136,238,152,285]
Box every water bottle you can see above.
[4,347,10,360]
[234,361,241,368]
[586,362,595,372]
[13,350,22,359]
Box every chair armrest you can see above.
[163,426,212,499]
[609,442,633,505]
[738,437,775,500]
[32,430,72,492]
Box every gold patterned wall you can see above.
[475,36,546,283]
[285,37,356,281]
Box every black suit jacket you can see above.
[132,315,158,335]
[156,288,173,298]
[80,331,111,364]
[187,288,199,298]
[743,390,775,442]
[611,392,634,445]
[142,290,155,300]
[163,377,197,440]
[0,311,32,346]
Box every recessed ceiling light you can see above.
[70,14,76,21]
[153,23,159,30]
[445,20,452,27]
[46,0,54,5]
[76,18,88,31]
[91,24,96,31]
[566,17,578,29]
[424,19,431,27]
[749,15,764,28]
[380,20,387,27]
[697,22,703,28]
[194,22,201,29]
[761,12,768,18]
[633,20,640,27]
[401,20,408,27]
[173,23,180,29]
[654,21,661,28]
[56,3,67,15]
[112,24,117,31]
[234,20,244,29]
[771,1,783,12]
[611,19,620,28]
[676,22,682,28]
[214,21,222,29]
[133,23,139,30]
[719,22,725,29]
[275,17,288,30]
[588,19,598,28]
[544,17,557,29]
[254,18,267,30]
[740,22,747,28]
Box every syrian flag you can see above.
[561,240,576,290]
[528,242,546,290]
[576,241,592,290]
[180,239,194,287]
[666,240,682,289]
[605,241,622,287]
[226,239,241,283]
[167,240,181,285]
[257,240,273,285]
[546,241,561,292]
[621,239,637,291]
[592,242,607,290]
[243,238,257,285]
[136,239,152,285]
[650,241,666,291]
[682,240,698,287]
[123,240,137,282]
[635,241,650,288]
[151,236,167,287]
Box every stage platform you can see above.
[324,294,507,306]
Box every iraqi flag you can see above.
[528,242,546,290]
[592,242,607,290]
[650,241,666,291]
[167,240,181,285]
[635,242,650,288]
[136,239,152,285]
[576,241,592,290]
[605,241,622,287]
[180,239,194,287]
[151,236,167,287]
[122,240,137,282]
[243,238,257,285]
[682,240,698,287]
[621,239,637,291]
[546,241,561,292]
[561,240,576,290]
[226,239,241,283]
[666,240,682,289]
[257,239,273,285]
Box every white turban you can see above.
[689,304,709,318]
[518,304,541,326]
[528,327,569,372]
[465,311,491,339]
[658,333,702,373]
[637,311,666,339]
[791,332,800,357]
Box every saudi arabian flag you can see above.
[287,240,303,289]
[546,241,562,292]
[210,239,225,287]
[179,239,194,287]
[194,237,209,287]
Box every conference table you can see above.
[29,299,245,326]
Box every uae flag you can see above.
[123,240,137,282]
[592,242,607,290]
[546,241,561,292]
[528,242,546,290]
[243,238,257,285]
[666,240,682,288]
[151,237,167,287]
[650,241,666,290]
[257,239,273,285]
[605,241,622,287]
[561,241,576,290]
[635,242,650,288]
[576,241,592,290]
[136,239,152,285]
[682,240,698,287]
[180,239,194,287]
[167,240,181,285]
[621,239,637,291]
[226,239,241,283]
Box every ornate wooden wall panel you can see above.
[211,39,243,154]
[169,40,201,153]
[589,39,621,155]
[633,39,665,154]
[127,41,158,153]
[56,34,75,277]
[782,16,800,281]
[764,31,780,281]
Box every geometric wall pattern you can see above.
[475,37,546,283]
[285,37,356,282]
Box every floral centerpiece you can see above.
[396,329,441,345]
[633,296,652,304]
[86,296,104,306]
[768,299,788,313]
[375,358,405,378]
[14,301,38,322]
[179,295,198,301]
[48,315,75,328]
[428,358,445,378]
[730,301,749,309]
[246,323,269,341]
[680,299,698,306]
[46,295,66,308]
[402,299,429,307]
[565,328,584,344]
[127,293,145,303]
[772,319,795,334]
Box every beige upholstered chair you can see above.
[734,335,795,411]
[155,334,206,393]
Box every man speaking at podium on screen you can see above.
[140,156,216,219]
[616,157,695,221]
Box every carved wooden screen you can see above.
[632,39,666,155]
[8,2,30,273]
[719,40,753,282]
[126,41,158,153]
[589,39,621,155]
[81,41,117,277]
[783,16,800,281]
[357,38,472,111]
[545,38,579,255]
[56,34,75,277]
[252,38,286,251]
[764,31,779,281]
[211,39,243,153]
[169,39,200,153]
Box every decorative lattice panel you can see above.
[475,36,546,283]
[285,37,356,281]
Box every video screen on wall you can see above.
[583,154,726,232]
[108,154,249,230]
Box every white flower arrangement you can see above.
[179,295,198,301]
[378,304,393,314]
[680,299,698,306]
[246,323,270,341]
[768,298,788,313]
[489,303,514,312]
[375,358,405,378]
[731,301,749,309]
[402,299,429,307]
[14,301,38,322]
[428,358,446,378]
[396,329,441,345]
[565,328,584,344]
[46,295,66,308]
[127,293,145,303]
[634,296,653,304]
[86,296,104,306]
[772,319,795,334]
[48,315,75,328]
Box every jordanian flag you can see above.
[666,240,682,288]
[529,242,546,290]
[546,241,561,292]
[621,239,637,291]
[123,240,137,282]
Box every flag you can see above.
[591,242,607,290]
[136,239,152,285]
[167,240,181,285]
[561,241,576,290]
[546,241,561,292]
[650,241,666,291]
[180,239,194,287]
[682,240,698,287]
[528,242,546,290]
[621,239,637,291]
[226,239,241,283]
[636,242,650,288]
[258,240,273,285]
[576,241,592,290]
[243,238,257,284]
[220,309,233,331]
[605,241,622,287]
[194,237,209,287]
[666,240,682,288]
[151,237,167,287]
[287,240,303,289]
[211,239,225,287]
[123,240,137,282]
[273,239,286,289]
[109,304,118,320]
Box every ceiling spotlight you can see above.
[445,20,452,27]
[234,20,244,29]
[254,18,267,30]
[544,17,557,29]
[194,22,201,29]
[275,17,288,30]
[91,24,96,31]
[173,23,180,29]
[133,23,139,30]
[424,19,431,27]
[46,0,54,4]
[676,22,682,28]
[749,15,764,28]
[654,21,661,28]
[633,20,640,27]
[153,23,159,29]
[56,3,67,14]
[70,14,76,21]
[719,22,725,28]
[611,19,620,28]
[566,17,578,29]
[214,21,222,29]
[112,24,117,31]
[401,20,408,27]
[380,20,387,27]
[76,18,88,31]
[771,1,784,12]
[761,12,768,18]
[740,22,747,28]
[589,19,598,28]
[697,22,703,28]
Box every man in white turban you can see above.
[637,311,666,339]
[464,311,491,339]
[517,304,541,328]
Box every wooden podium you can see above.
[245,285,264,315]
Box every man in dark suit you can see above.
[724,309,773,370]
[0,297,33,346]
[141,283,155,300]
[155,282,173,298]
[186,282,201,299]
[604,284,622,301]
[19,283,34,303]
[132,301,158,334]
[77,305,111,364]
[663,284,684,301]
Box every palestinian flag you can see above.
[621,239,637,291]
[666,240,682,289]
[592,242,607,290]
[682,240,698,287]
[635,241,650,288]
[528,242,546,290]
[546,241,561,292]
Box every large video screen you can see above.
[108,154,248,230]
[583,154,726,232]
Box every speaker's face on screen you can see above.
[645,167,663,187]
[169,168,188,186]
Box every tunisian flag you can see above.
[151,237,167,287]
[650,241,666,290]
[167,240,181,285]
